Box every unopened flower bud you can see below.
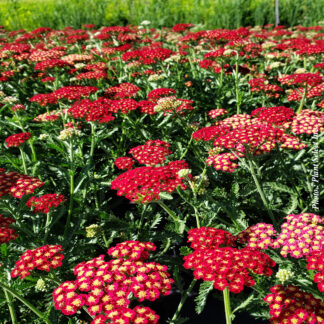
[178,169,191,178]
[85,224,103,238]
[276,269,294,283]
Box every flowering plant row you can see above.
[0,22,323,323]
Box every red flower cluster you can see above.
[272,213,324,258]
[279,73,323,87]
[68,98,115,123]
[219,113,256,129]
[107,241,156,260]
[114,157,135,170]
[75,71,107,80]
[34,59,70,71]
[208,108,228,119]
[11,245,64,279]
[280,134,307,150]
[206,152,239,172]
[105,83,141,99]
[111,160,190,203]
[264,285,324,323]
[248,78,283,98]
[187,227,236,250]
[285,109,324,135]
[183,227,275,293]
[26,193,66,213]
[251,106,295,126]
[53,241,172,323]
[110,99,138,114]
[122,47,174,65]
[213,123,284,155]
[193,125,230,141]
[147,88,176,100]
[171,23,194,33]
[129,140,172,166]
[0,170,44,198]
[306,250,324,292]
[0,214,18,244]
[30,86,98,106]
[236,223,277,249]
[11,104,25,112]
[5,132,31,147]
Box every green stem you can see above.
[43,212,51,243]
[19,147,27,174]
[3,288,18,324]
[89,122,96,159]
[247,159,276,225]
[157,201,189,232]
[64,140,75,238]
[179,136,193,160]
[223,287,232,324]
[234,55,241,114]
[0,281,51,324]
[170,279,197,323]
[296,84,307,114]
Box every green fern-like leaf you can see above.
[195,280,214,314]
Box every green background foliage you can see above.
[0,0,323,31]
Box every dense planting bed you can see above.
[0,24,323,323]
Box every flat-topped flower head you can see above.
[111,160,190,203]
[5,132,31,147]
[129,140,171,166]
[0,214,18,243]
[306,250,324,292]
[53,241,172,322]
[11,245,64,279]
[264,285,324,323]
[26,193,66,213]
[273,213,324,258]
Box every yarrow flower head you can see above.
[264,285,324,323]
[53,241,173,323]
[5,132,31,147]
[183,227,275,293]
[114,157,135,170]
[0,214,18,244]
[306,250,324,292]
[284,109,324,135]
[11,245,64,279]
[272,213,324,258]
[251,106,295,126]
[26,193,66,213]
[208,108,229,119]
[236,223,277,249]
[105,83,141,99]
[0,170,44,198]
[111,160,190,203]
[129,140,172,166]
[187,227,236,250]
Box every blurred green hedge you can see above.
[0,0,323,30]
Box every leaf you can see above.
[232,293,254,314]
[179,246,192,256]
[159,192,173,200]
[194,280,214,314]
[263,182,295,195]
[150,213,162,229]
[283,194,298,214]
